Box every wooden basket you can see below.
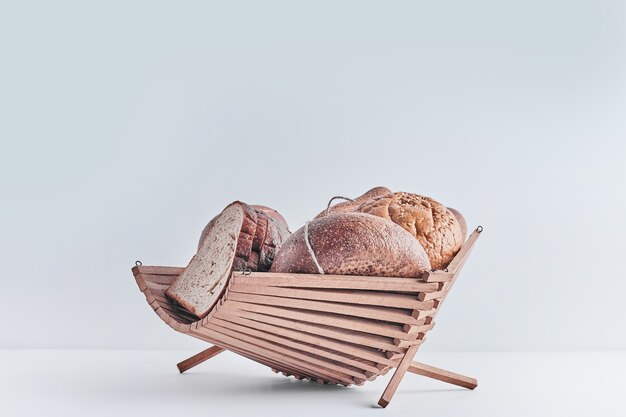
[132,226,483,407]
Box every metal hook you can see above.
[135,260,142,266]
[476,225,483,233]
[240,267,252,276]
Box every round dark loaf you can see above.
[270,213,431,277]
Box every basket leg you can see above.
[177,345,225,373]
[409,361,477,390]
[378,344,419,408]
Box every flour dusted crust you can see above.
[270,213,431,278]
[314,186,391,219]
[168,202,290,318]
[357,192,463,270]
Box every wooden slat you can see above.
[177,346,224,373]
[394,336,426,348]
[218,303,404,354]
[408,361,478,389]
[447,228,481,274]
[225,292,419,325]
[188,326,348,385]
[141,274,178,286]
[210,316,370,380]
[402,322,435,334]
[417,290,446,301]
[423,271,454,282]
[411,308,438,320]
[378,344,420,408]
[201,321,358,385]
[214,309,389,372]
[133,265,185,276]
[217,306,398,366]
[234,273,440,292]
[221,299,411,339]
[229,284,435,310]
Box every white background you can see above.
[1,0,625,352]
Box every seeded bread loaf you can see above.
[168,202,290,318]
[270,213,431,277]
[357,192,463,269]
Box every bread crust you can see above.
[270,213,431,278]
[168,202,291,318]
[358,192,463,269]
[314,186,391,219]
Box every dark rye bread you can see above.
[358,192,464,270]
[270,213,431,278]
[167,202,290,318]
[314,186,391,219]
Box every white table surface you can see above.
[2,350,624,416]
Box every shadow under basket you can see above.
[132,226,483,408]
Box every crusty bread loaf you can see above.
[270,213,431,278]
[314,186,391,219]
[251,205,290,231]
[169,202,290,318]
[358,192,464,270]
[447,207,467,242]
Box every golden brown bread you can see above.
[357,192,464,270]
[447,207,467,242]
[270,212,431,277]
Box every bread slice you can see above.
[168,202,290,319]
[166,202,258,318]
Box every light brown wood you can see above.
[218,303,404,353]
[177,345,225,373]
[228,283,436,310]
[226,292,420,325]
[378,344,420,408]
[234,273,440,292]
[201,321,358,385]
[417,289,446,301]
[210,314,376,378]
[209,317,370,380]
[215,308,396,369]
[408,361,478,389]
[130,225,482,407]
[188,326,348,385]
[221,299,413,339]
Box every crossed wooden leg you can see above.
[178,345,477,407]
[177,345,225,373]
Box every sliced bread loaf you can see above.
[167,202,290,318]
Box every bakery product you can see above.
[447,207,467,242]
[270,212,431,277]
[314,186,391,218]
[358,192,464,270]
[198,204,290,250]
[168,202,290,318]
[251,204,290,231]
